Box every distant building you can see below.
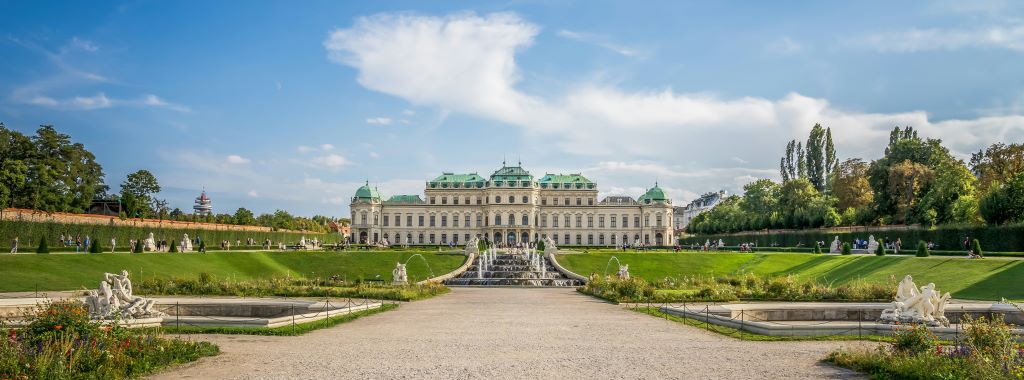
[87,199,122,217]
[678,190,727,231]
[349,162,674,246]
[193,190,213,216]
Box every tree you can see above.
[740,179,780,229]
[120,170,161,218]
[887,160,933,224]
[778,179,820,228]
[980,172,1024,224]
[918,157,977,224]
[841,242,852,255]
[970,143,1024,194]
[831,159,874,211]
[868,126,954,222]
[824,127,837,185]
[916,240,929,257]
[806,124,826,191]
[796,141,807,179]
[0,160,28,213]
[233,208,256,225]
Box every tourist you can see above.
[84,235,91,253]
[10,236,17,254]
[110,237,116,253]
[894,238,902,255]
[963,236,971,252]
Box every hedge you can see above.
[681,224,1024,253]
[0,220,342,252]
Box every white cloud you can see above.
[70,37,98,52]
[226,155,251,164]
[297,145,315,153]
[141,94,191,112]
[70,93,112,110]
[402,109,415,115]
[325,12,1024,200]
[311,153,351,168]
[366,117,392,125]
[368,151,380,159]
[850,24,1024,52]
[765,36,802,55]
[557,29,646,58]
[320,143,335,151]
[247,190,259,198]
[24,92,190,112]
[29,96,58,106]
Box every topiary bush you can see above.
[88,239,102,253]
[841,242,852,255]
[134,239,144,253]
[916,240,929,257]
[972,239,983,258]
[813,242,822,254]
[876,239,886,256]
[36,236,49,254]
[169,239,178,253]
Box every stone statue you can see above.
[829,236,841,253]
[617,264,630,280]
[181,234,193,252]
[867,235,879,252]
[878,275,951,327]
[718,239,725,248]
[465,237,480,255]
[144,232,157,252]
[84,270,165,320]
[543,237,558,256]
[392,262,408,285]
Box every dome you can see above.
[637,183,668,204]
[354,181,382,200]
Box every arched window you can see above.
[508,212,515,226]
[522,195,528,203]
[495,195,502,203]
[521,214,528,226]
[495,214,502,225]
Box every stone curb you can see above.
[547,252,588,284]
[417,251,475,285]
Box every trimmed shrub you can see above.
[134,239,144,253]
[536,239,545,252]
[972,239,983,258]
[841,242,852,255]
[876,239,886,256]
[36,236,49,254]
[169,239,178,253]
[813,242,822,254]
[88,239,102,253]
[916,240,929,257]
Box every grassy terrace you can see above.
[0,250,467,292]
[557,250,1024,301]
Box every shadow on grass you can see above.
[955,261,1024,301]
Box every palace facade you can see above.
[349,163,675,247]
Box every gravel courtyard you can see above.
[151,288,867,379]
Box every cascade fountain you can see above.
[444,246,581,287]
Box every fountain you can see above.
[603,256,623,277]
[443,247,582,287]
[398,254,434,283]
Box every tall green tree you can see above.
[796,141,807,179]
[824,127,837,185]
[832,158,874,212]
[120,170,161,218]
[805,124,826,191]
[233,207,256,225]
[980,172,1024,225]
[970,142,1024,195]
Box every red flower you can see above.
[54,325,63,330]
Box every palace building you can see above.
[349,162,674,247]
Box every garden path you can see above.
[150,287,867,379]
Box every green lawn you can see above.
[0,250,467,292]
[557,251,1024,301]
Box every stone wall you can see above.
[1,208,284,233]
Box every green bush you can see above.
[892,324,936,355]
[169,239,178,253]
[972,239,984,258]
[876,239,886,256]
[813,242,822,254]
[916,240,929,257]
[88,238,102,253]
[841,242,852,255]
[134,239,144,253]
[36,236,49,253]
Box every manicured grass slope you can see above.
[0,250,466,292]
[557,252,1024,301]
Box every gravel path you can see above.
[151,288,867,379]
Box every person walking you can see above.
[110,237,116,253]
[10,236,17,254]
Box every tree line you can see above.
[0,123,346,233]
[688,124,1024,234]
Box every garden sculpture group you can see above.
[617,264,630,280]
[84,270,165,320]
[830,236,841,253]
[543,237,558,256]
[465,237,480,255]
[392,262,408,285]
[878,275,952,327]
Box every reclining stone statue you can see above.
[84,270,165,320]
[878,275,951,327]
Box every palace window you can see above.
[621,214,628,228]
[383,215,389,226]
[611,215,617,228]
[453,214,460,227]
[522,215,528,225]
[634,216,640,228]
[495,196,502,203]
[476,213,483,227]
[429,215,436,227]
[522,196,528,204]
[395,214,400,227]
[576,198,582,206]
[553,198,558,205]
[575,215,582,228]
[599,234,605,245]
[442,196,448,205]
[441,234,447,244]
[430,197,436,205]
[644,215,650,227]
[495,214,502,225]
[429,234,435,244]
[508,213,515,226]
[552,214,559,228]
[406,215,412,227]
[644,234,650,244]
[541,198,547,205]
[360,212,367,225]
[441,215,447,227]
[418,215,424,227]
[418,233,424,244]
[611,234,617,245]
[476,196,482,205]
[565,234,570,244]
[373,213,378,225]
[588,198,594,206]
[576,234,582,245]
[453,196,459,205]
[553,235,559,244]
[564,215,571,228]
[540,214,547,227]
[656,214,663,228]
[598,215,605,228]
[588,234,594,245]
[564,198,570,205]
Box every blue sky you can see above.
[2,0,1023,217]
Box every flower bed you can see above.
[1,300,218,379]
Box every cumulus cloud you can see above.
[320,143,335,151]
[366,117,392,125]
[226,155,251,164]
[311,153,351,168]
[849,24,1024,52]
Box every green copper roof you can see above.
[489,163,533,182]
[637,183,668,204]
[384,195,424,204]
[430,173,485,183]
[538,173,595,189]
[354,181,382,200]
